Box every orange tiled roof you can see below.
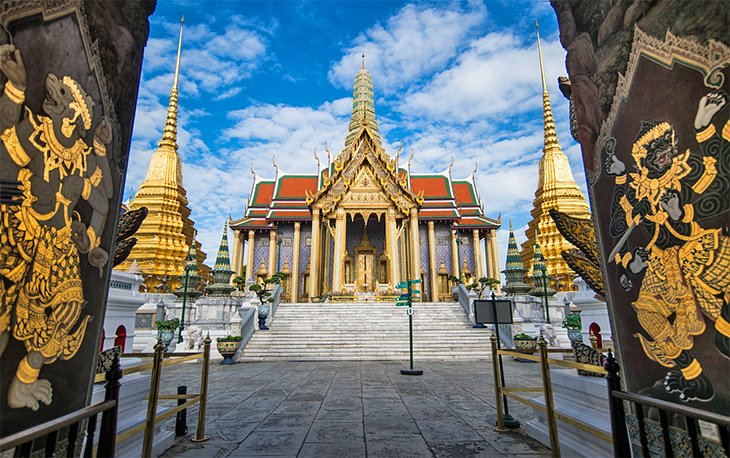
[410,175,451,199]
[275,176,318,199]
[250,182,275,207]
[453,181,477,206]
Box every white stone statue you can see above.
[538,324,558,347]
[186,325,203,350]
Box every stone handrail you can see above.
[270,284,282,318]
[238,306,256,349]
[456,284,470,317]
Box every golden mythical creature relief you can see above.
[0,45,113,410]
[604,91,730,402]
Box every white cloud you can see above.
[399,32,567,122]
[328,3,486,93]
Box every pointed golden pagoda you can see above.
[519,22,591,291]
[117,17,199,291]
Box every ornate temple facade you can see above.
[116,19,208,291]
[230,62,501,302]
[519,25,591,291]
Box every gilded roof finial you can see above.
[313,147,321,170]
[536,20,547,93]
[472,161,478,176]
[509,217,513,231]
[249,162,256,177]
[447,155,454,173]
[361,52,365,69]
[173,17,184,89]
[272,154,279,174]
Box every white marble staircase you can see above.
[240,301,493,361]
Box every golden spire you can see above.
[159,16,184,150]
[118,16,200,292]
[345,54,380,149]
[536,20,560,158]
[519,20,591,291]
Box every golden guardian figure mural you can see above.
[605,91,730,402]
[0,44,113,410]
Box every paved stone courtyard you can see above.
[159,359,549,457]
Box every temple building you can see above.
[116,18,209,291]
[230,59,501,302]
[519,24,591,291]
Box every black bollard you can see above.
[175,385,188,436]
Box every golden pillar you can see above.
[309,208,321,300]
[485,230,494,279]
[246,230,255,281]
[451,229,459,277]
[268,229,277,276]
[472,229,482,279]
[292,222,301,302]
[490,230,502,292]
[428,221,438,303]
[231,231,241,276]
[386,208,399,288]
[409,209,421,300]
[332,209,346,292]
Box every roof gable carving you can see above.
[306,130,423,216]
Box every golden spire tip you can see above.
[361,52,365,69]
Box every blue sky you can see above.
[124,0,588,275]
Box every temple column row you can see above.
[332,209,346,292]
[451,229,459,278]
[428,221,438,303]
[472,229,482,279]
[409,208,421,301]
[386,208,399,288]
[308,208,321,300]
[268,230,277,276]
[490,230,501,292]
[246,230,255,280]
[292,222,301,301]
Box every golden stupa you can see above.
[117,18,206,291]
[519,22,591,291]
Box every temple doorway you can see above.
[354,232,376,292]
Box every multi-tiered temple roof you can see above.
[233,163,497,230]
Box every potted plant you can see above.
[562,312,583,344]
[216,335,243,365]
[513,332,537,353]
[156,318,180,350]
[249,274,280,330]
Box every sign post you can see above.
[397,279,423,376]
[474,292,520,429]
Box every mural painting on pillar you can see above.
[435,224,453,274]
[253,232,270,279]
[298,224,311,299]
[0,1,153,436]
[590,30,729,415]
[419,224,430,299]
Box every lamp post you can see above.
[178,265,191,343]
[541,266,551,324]
[276,230,282,284]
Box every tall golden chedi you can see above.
[117,18,202,291]
[519,22,591,291]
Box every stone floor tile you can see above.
[298,441,366,458]
[364,414,420,436]
[429,440,504,458]
[365,433,434,457]
[416,418,483,443]
[255,413,315,431]
[233,430,308,456]
[305,421,364,443]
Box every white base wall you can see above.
[523,368,613,457]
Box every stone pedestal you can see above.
[524,368,612,457]
[572,278,612,347]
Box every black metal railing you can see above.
[0,355,122,457]
[605,350,730,457]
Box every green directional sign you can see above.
[396,281,409,289]
[409,279,422,284]
[410,289,420,294]
[395,302,409,307]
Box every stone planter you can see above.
[216,341,239,365]
[258,305,270,330]
[567,329,583,344]
[158,330,175,350]
[514,338,538,354]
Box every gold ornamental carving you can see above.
[0,45,113,410]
